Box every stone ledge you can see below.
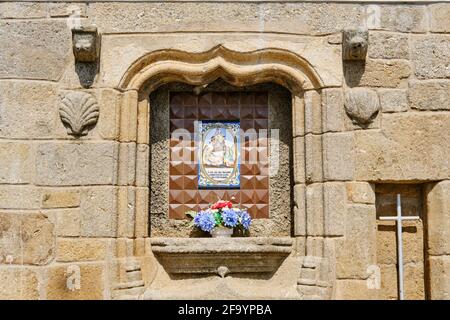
[151,237,293,275]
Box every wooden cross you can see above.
[379,194,420,300]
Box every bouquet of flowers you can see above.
[186,200,252,237]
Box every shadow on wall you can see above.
[343,61,366,88]
[75,62,97,88]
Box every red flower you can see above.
[211,200,233,210]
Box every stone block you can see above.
[97,89,121,140]
[321,88,345,133]
[426,181,450,256]
[0,267,40,300]
[0,81,64,139]
[46,263,104,300]
[56,238,108,262]
[0,212,54,265]
[88,2,365,35]
[335,279,378,300]
[346,182,375,204]
[136,144,150,187]
[345,59,410,88]
[305,134,323,183]
[0,2,47,18]
[411,35,450,80]
[42,189,80,209]
[304,90,322,134]
[306,184,324,236]
[368,32,409,59]
[0,20,71,81]
[293,184,306,236]
[378,89,408,113]
[409,81,450,111]
[80,187,118,237]
[335,204,376,279]
[323,132,354,181]
[0,142,34,184]
[0,186,41,210]
[323,182,346,236]
[36,142,118,186]
[429,4,450,33]
[293,136,305,184]
[379,5,427,33]
[428,256,450,300]
[355,113,450,181]
[49,3,87,17]
[47,209,81,237]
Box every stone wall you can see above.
[0,1,449,300]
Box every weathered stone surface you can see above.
[0,186,41,209]
[335,204,376,279]
[411,35,450,80]
[293,184,306,236]
[49,2,87,18]
[378,89,408,113]
[426,181,450,256]
[97,89,121,140]
[409,81,450,111]
[323,132,355,181]
[321,88,345,133]
[306,183,324,236]
[0,2,47,19]
[379,5,427,33]
[0,142,34,184]
[0,267,40,300]
[305,134,323,183]
[346,182,375,204]
[428,256,450,300]
[429,4,450,33]
[0,20,71,81]
[335,279,378,300]
[151,237,292,275]
[0,81,64,139]
[368,32,409,59]
[355,113,450,181]
[35,142,118,186]
[46,263,104,300]
[56,238,108,262]
[88,2,364,35]
[323,182,346,236]
[47,209,81,237]
[42,189,80,209]
[80,187,118,237]
[0,212,54,265]
[345,59,410,88]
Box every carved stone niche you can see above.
[72,26,100,63]
[342,28,368,61]
[151,237,293,277]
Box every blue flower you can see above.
[239,210,252,230]
[221,208,239,228]
[194,210,216,232]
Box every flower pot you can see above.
[210,227,233,238]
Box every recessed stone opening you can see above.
[149,81,294,238]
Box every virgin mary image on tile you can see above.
[198,121,240,188]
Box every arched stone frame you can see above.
[113,45,332,297]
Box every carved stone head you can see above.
[343,28,368,61]
[72,27,99,63]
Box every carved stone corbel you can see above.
[72,26,100,63]
[342,28,368,61]
[344,88,380,126]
